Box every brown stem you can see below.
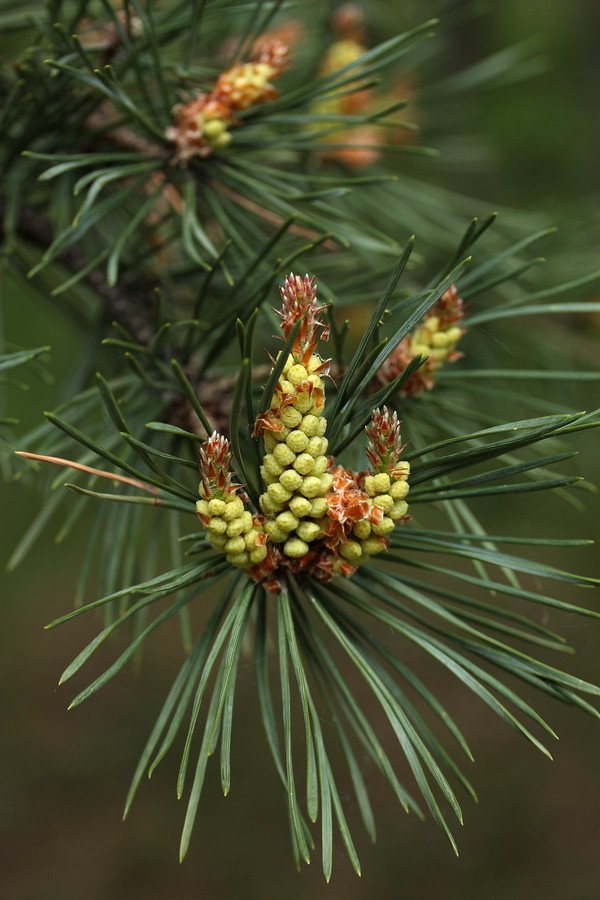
[14,451,160,494]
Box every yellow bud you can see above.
[244,528,261,549]
[287,363,308,385]
[446,326,462,344]
[273,442,297,466]
[373,494,394,513]
[283,537,310,558]
[260,466,277,485]
[210,131,232,150]
[411,341,430,357]
[249,545,268,565]
[276,351,295,374]
[352,520,371,539]
[226,551,250,568]
[309,497,328,517]
[279,469,303,492]
[373,473,391,494]
[390,500,409,520]
[317,417,328,436]
[296,520,322,542]
[240,510,253,531]
[364,473,387,496]
[311,455,329,476]
[196,499,209,517]
[292,392,313,414]
[339,540,363,562]
[425,315,440,332]
[267,482,292,504]
[300,475,325,498]
[224,535,246,554]
[263,454,284,477]
[293,453,314,475]
[360,537,387,555]
[222,496,244,520]
[319,473,333,493]
[307,354,324,374]
[279,379,294,395]
[299,414,320,437]
[372,516,395,535]
[226,516,247,537]
[289,495,313,517]
[306,436,327,457]
[265,521,287,543]
[431,331,451,349]
[276,510,299,533]
[273,426,291,442]
[259,493,282,515]
[208,498,227,516]
[263,432,278,452]
[390,479,410,499]
[207,517,227,535]
[203,118,227,138]
[363,475,375,496]
[286,430,310,453]
[280,406,303,428]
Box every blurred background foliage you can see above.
[1,0,599,898]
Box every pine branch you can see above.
[2,0,599,881]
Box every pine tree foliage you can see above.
[1,0,599,879]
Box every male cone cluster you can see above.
[195,273,411,593]
[377,283,465,396]
[326,407,410,569]
[410,285,464,368]
[195,433,269,569]
[166,40,288,161]
[253,274,333,573]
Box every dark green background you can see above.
[2,2,599,897]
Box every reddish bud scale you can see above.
[253,409,284,438]
[199,431,234,496]
[277,273,330,365]
[249,544,283,591]
[365,408,404,474]
[254,39,290,70]
[433,284,464,328]
[326,465,371,524]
